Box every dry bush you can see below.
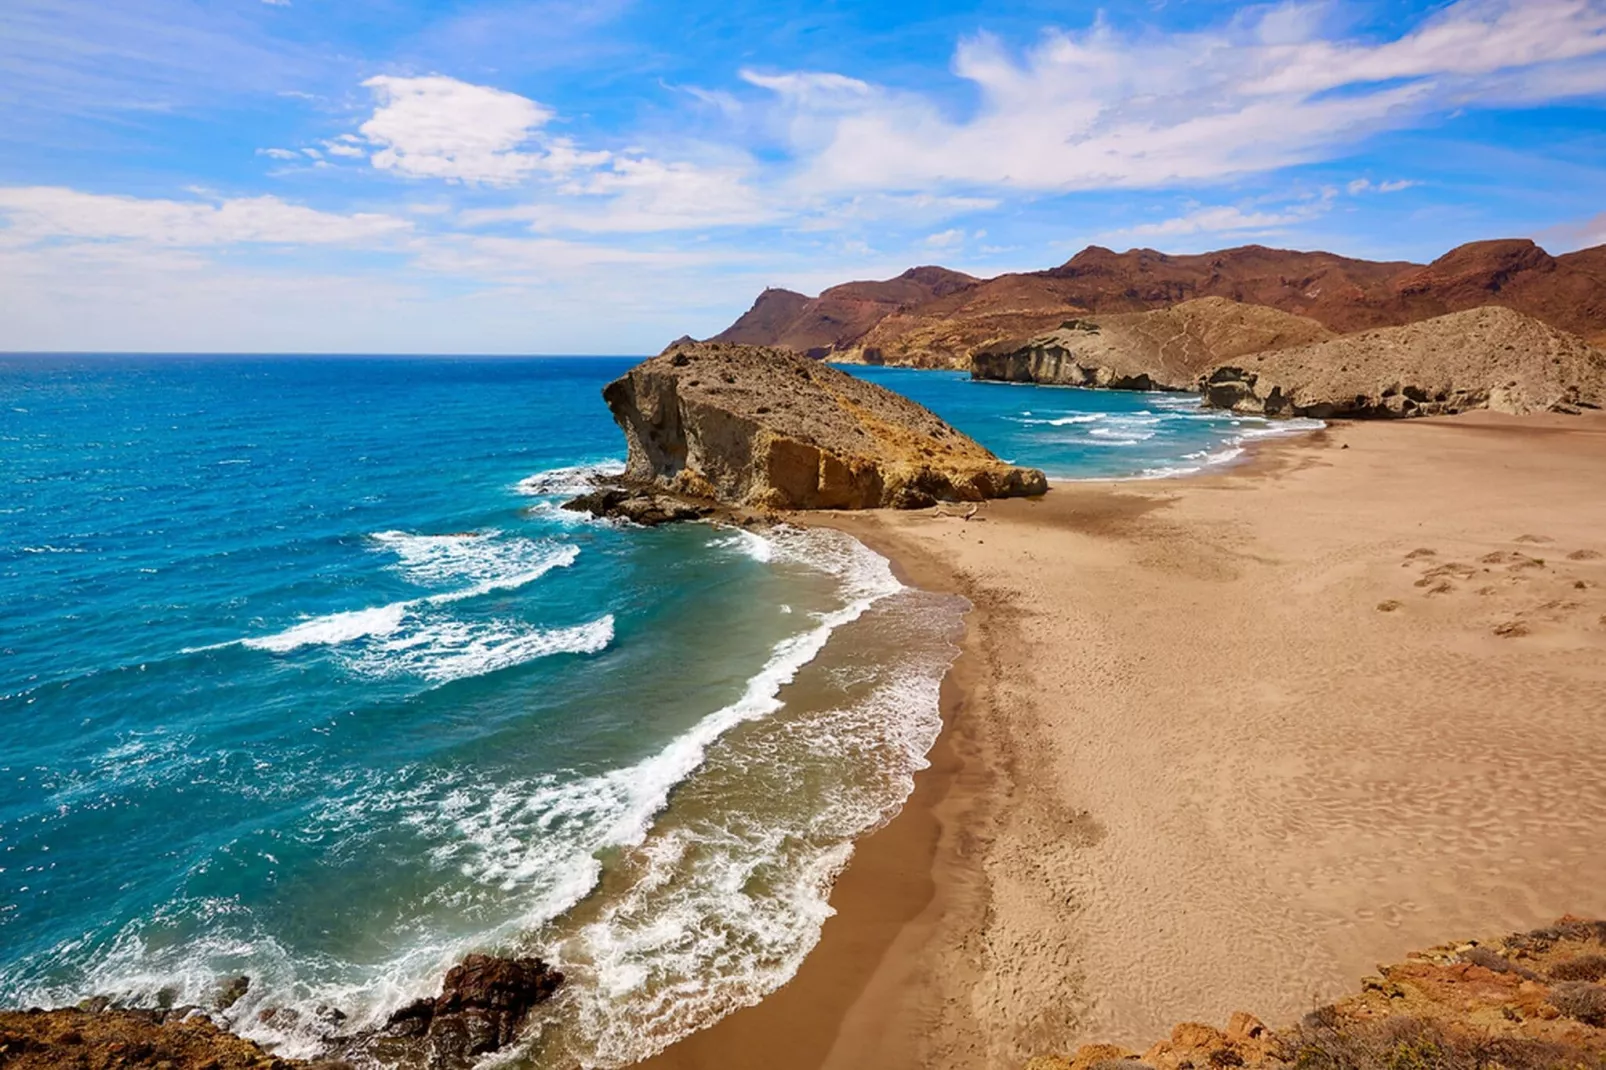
[1505,921,1606,954]
[1460,947,1539,980]
[1550,982,1606,1027]
[1551,956,1606,983]
[1284,1014,1590,1070]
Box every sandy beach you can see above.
[642,411,1606,1070]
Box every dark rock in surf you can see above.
[376,955,563,1070]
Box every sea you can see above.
[0,355,1318,1066]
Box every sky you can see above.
[2,0,1605,354]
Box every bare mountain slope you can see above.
[710,239,1606,367]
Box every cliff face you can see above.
[601,342,1046,510]
[971,299,1334,391]
[710,240,1606,368]
[1199,306,1606,419]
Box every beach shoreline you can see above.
[637,412,1606,1069]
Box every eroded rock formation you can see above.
[1199,306,1606,419]
[597,341,1046,512]
[971,299,1333,391]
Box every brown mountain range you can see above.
[710,239,1606,368]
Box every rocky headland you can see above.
[575,340,1045,518]
[1027,919,1606,1070]
[1200,306,1606,419]
[969,298,1333,392]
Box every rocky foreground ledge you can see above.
[0,954,561,1070]
[568,341,1046,522]
[1029,917,1606,1070]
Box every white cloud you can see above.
[258,148,299,160]
[0,186,411,246]
[358,75,564,186]
[743,0,1606,195]
[1347,178,1418,194]
[1122,205,1309,238]
[1118,189,1339,239]
[322,140,367,159]
[923,228,965,249]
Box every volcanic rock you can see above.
[971,298,1333,391]
[376,954,562,1070]
[1199,306,1606,419]
[599,341,1046,510]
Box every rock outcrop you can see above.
[0,955,563,1070]
[971,298,1333,391]
[710,238,1606,368]
[597,341,1047,511]
[361,955,562,1070]
[1199,306,1606,419]
[0,1005,328,1069]
[1025,917,1606,1070]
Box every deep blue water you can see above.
[0,355,1312,1065]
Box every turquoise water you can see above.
[0,355,1310,1065]
[844,365,1322,479]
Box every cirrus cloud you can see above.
[742,0,1606,195]
[0,186,412,246]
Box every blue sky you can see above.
[2,0,1605,353]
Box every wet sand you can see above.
[640,412,1606,1070]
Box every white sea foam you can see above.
[1010,412,1102,426]
[342,615,614,684]
[216,534,581,657]
[707,529,774,563]
[371,530,577,595]
[547,584,958,1066]
[242,602,411,653]
[513,460,625,498]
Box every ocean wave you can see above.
[4,529,952,1066]
[1009,413,1102,426]
[242,602,411,653]
[212,535,581,656]
[513,461,625,498]
[341,615,614,684]
[371,530,577,594]
[547,586,959,1066]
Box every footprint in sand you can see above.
[1377,600,1403,612]
[1514,534,1555,544]
[1494,620,1530,638]
[1568,549,1602,561]
[1404,548,1438,560]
